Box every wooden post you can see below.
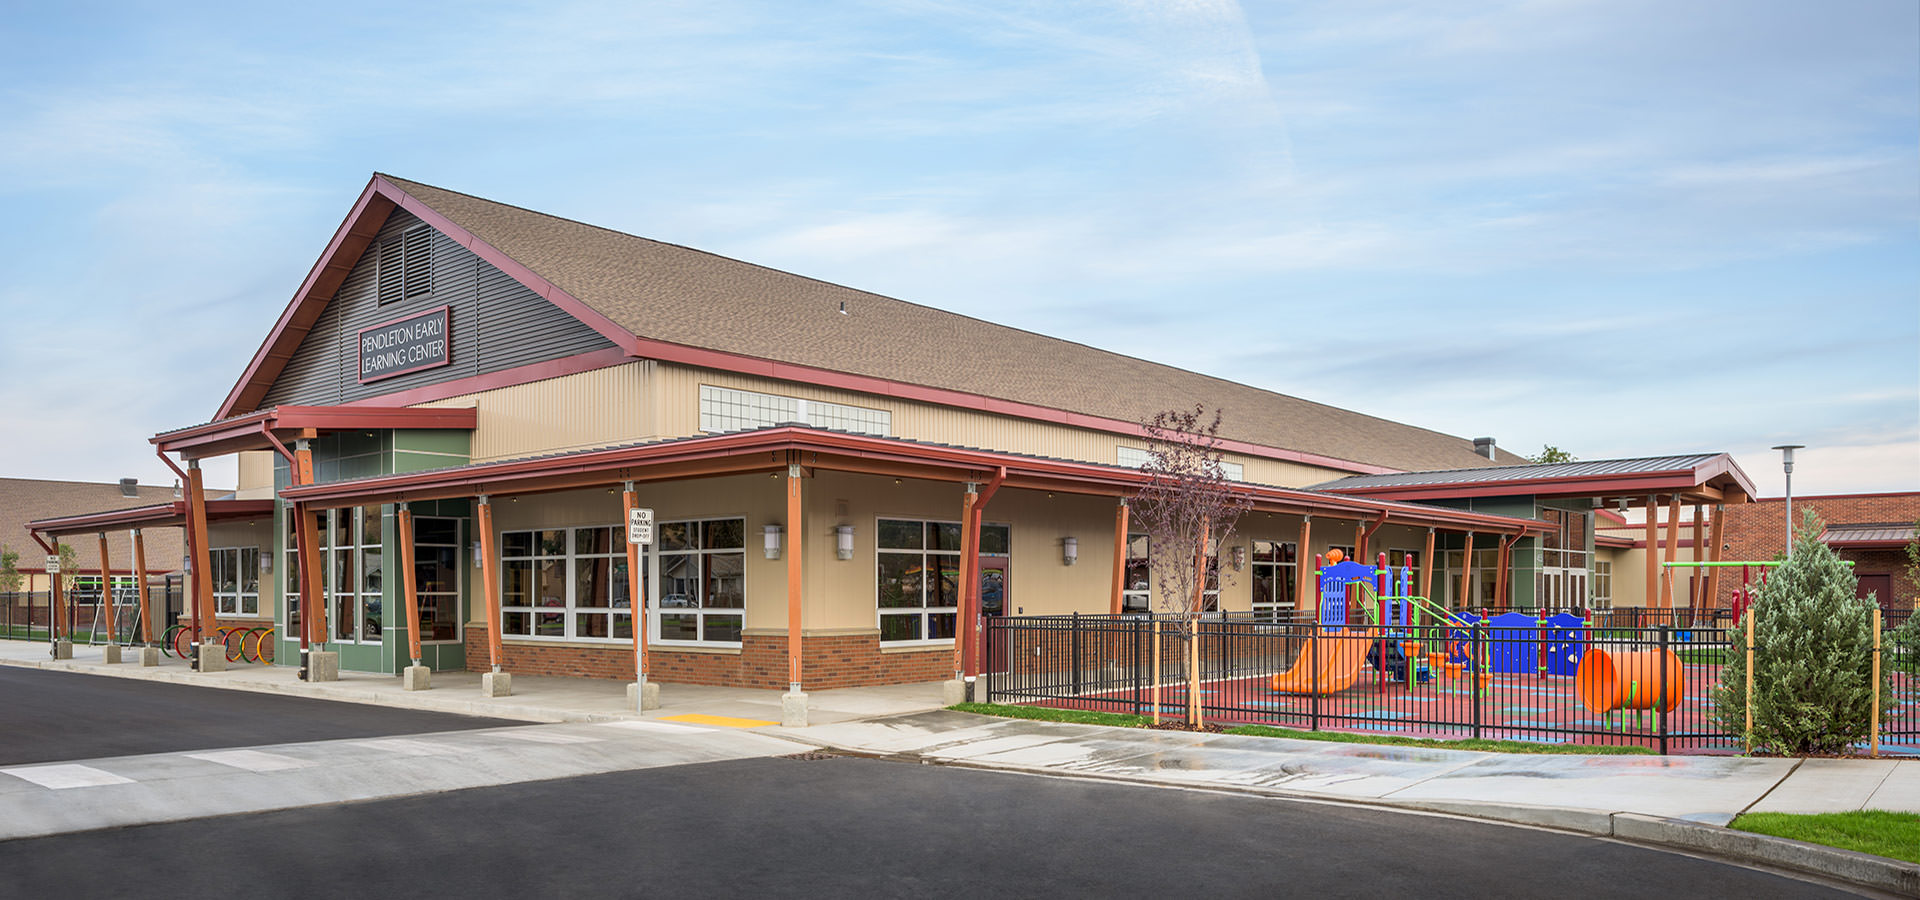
[398,504,421,667]
[292,438,315,651]
[477,496,503,672]
[132,528,152,645]
[1744,608,1755,752]
[1660,494,1680,609]
[1643,496,1659,611]
[1420,528,1436,603]
[1296,516,1313,619]
[623,483,647,696]
[186,461,216,649]
[1108,500,1129,616]
[297,505,325,652]
[957,486,977,679]
[97,531,114,645]
[1871,608,1882,757]
[1460,532,1475,609]
[1704,505,1725,613]
[1189,519,1210,728]
[785,463,803,692]
[1690,504,1704,612]
[1353,522,1366,562]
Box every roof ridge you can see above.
[379,173,1494,462]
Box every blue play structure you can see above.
[1447,610,1587,675]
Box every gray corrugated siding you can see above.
[259,209,617,408]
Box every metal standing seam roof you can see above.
[1820,523,1918,547]
[1307,454,1730,491]
[262,174,1525,475]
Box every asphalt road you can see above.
[0,666,517,765]
[0,755,1861,899]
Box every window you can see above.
[1122,534,1150,612]
[1328,545,1356,563]
[411,517,463,642]
[656,518,744,643]
[699,385,889,436]
[877,518,964,642]
[1117,446,1243,481]
[377,225,434,304]
[1591,560,1612,610]
[210,547,261,617]
[498,518,740,644]
[282,507,302,640]
[1250,540,1297,621]
[325,506,383,643]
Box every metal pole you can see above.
[1071,611,1082,696]
[1772,444,1802,554]
[1657,625,1670,755]
[1470,621,1484,740]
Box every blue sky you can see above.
[2,0,1914,498]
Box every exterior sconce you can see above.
[835,525,855,560]
[763,525,783,560]
[1062,536,1078,566]
[1230,545,1247,571]
[260,551,274,574]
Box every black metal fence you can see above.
[2,589,159,644]
[984,612,1918,754]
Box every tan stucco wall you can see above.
[206,518,277,617]
[234,451,277,499]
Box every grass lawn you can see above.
[947,703,1654,755]
[1730,810,1920,864]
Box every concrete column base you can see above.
[626,681,661,710]
[138,646,160,667]
[52,640,72,660]
[102,644,122,664]
[970,677,989,704]
[197,643,227,672]
[942,679,966,706]
[306,650,339,682]
[402,665,432,691]
[481,671,513,697]
[781,691,809,728]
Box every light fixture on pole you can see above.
[1771,444,1804,554]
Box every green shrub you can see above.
[1888,613,1920,676]
[1712,511,1892,755]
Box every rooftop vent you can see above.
[119,478,139,498]
[1473,437,1497,460]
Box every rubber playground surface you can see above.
[1037,663,1920,756]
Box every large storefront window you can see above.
[412,517,463,642]
[498,518,739,644]
[1250,540,1296,621]
[326,506,383,643]
[211,547,261,617]
[878,518,960,643]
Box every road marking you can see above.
[351,738,459,756]
[186,749,311,772]
[0,764,134,789]
[499,731,603,744]
[595,719,710,733]
[661,713,778,729]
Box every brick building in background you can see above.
[1718,492,1919,613]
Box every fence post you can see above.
[982,614,994,703]
[1071,612,1082,696]
[1657,625,1670,756]
[1133,617,1144,714]
[1309,626,1321,733]
[1471,622,1485,740]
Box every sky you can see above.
[1,0,1914,500]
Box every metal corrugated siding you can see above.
[417,362,653,463]
[259,210,616,408]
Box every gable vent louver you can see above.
[377,225,435,305]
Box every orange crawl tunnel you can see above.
[1574,647,1682,714]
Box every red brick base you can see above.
[462,627,951,689]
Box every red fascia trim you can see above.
[1752,490,1920,503]
[338,347,634,408]
[27,500,277,537]
[1329,470,1709,502]
[273,405,477,432]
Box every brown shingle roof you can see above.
[0,479,207,575]
[379,175,1525,473]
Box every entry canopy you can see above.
[276,423,1547,537]
[27,499,275,539]
[152,404,477,461]
[1311,453,1756,507]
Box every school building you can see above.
[23,174,1766,715]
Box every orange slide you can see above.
[1268,631,1371,695]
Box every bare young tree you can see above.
[1131,405,1250,728]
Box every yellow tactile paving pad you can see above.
[660,713,778,729]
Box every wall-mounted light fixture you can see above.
[1062,536,1078,566]
[835,525,855,560]
[1230,545,1247,571]
[763,524,783,560]
[260,551,274,574]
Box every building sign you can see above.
[358,306,451,383]
[627,508,654,545]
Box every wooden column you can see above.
[1108,500,1129,616]
[1704,504,1726,611]
[785,464,803,692]
[956,486,977,679]
[1420,528,1436,602]
[623,483,647,690]
[49,546,64,641]
[1296,516,1313,619]
[398,504,421,667]
[477,496,503,672]
[186,461,216,648]
[1660,494,1680,608]
[292,438,315,651]
[1643,496,1659,610]
[1690,504,1705,612]
[1460,532,1475,609]
[296,504,325,653]
[132,528,152,645]
[1353,522,1365,561]
[97,532,114,646]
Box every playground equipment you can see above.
[1574,646,1681,714]
[1270,552,1469,694]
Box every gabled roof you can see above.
[219,174,1527,475]
[1310,453,1756,504]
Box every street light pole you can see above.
[1771,444,1804,555]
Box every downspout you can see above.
[1358,510,1390,561]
